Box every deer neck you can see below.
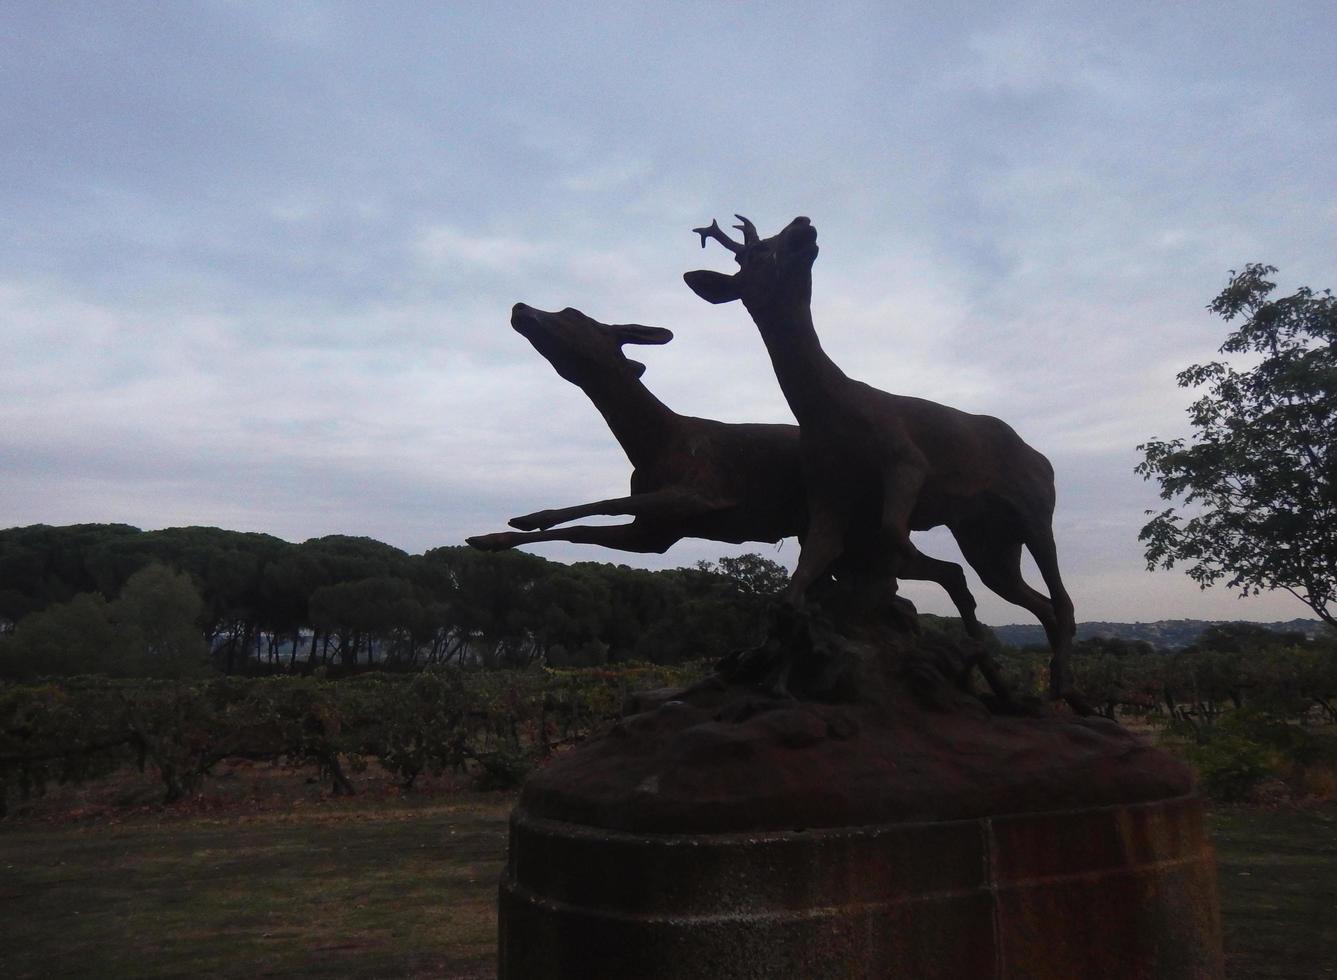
[748,304,848,422]
[580,372,679,468]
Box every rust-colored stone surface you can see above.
[518,683,1193,834]
[498,684,1222,979]
[499,795,1223,980]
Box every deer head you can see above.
[510,303,673,387]
[683,215,819,313]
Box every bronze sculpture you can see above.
[467,303,804,555]
[493,220,1220,980]
[685,216,1078,704]
[466,304,985,636]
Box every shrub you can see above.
[1182,730,1276,802]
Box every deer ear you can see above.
[613,324,674,346]
[625,358,647,378]
[684,270,742,304]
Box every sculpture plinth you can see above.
[500,799,1220,980]
[498,671,1224,979]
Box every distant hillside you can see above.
[992,618,1329,651]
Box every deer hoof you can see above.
[509,510,559,531]
[1049,684,1096,717]
[466,532,517,551]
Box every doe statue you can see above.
[466,303,805,556]
[685,215,1080,707]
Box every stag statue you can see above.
[466,306,997,669]
[685,216,1081,706]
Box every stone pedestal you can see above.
[500,795,1221,979]
[497,685,1224,979]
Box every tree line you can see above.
[1050,625,1337,725]
[3,523,1336,810]
[1012,626,1337,801]
[0,523,788,679]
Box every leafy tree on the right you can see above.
[1137,264,1336,629]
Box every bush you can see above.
[473,747,533,790]
[0,662,708,814]
[1181,729,1276,802]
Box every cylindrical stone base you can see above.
[499,793,1223,979]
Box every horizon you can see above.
[3,518,1325,631]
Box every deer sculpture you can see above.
[685,216,1081,706]
[465,305,997,672]
[467,303,805,556]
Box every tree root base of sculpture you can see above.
[498,649,1224,979]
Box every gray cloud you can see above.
[3,1,1333,623]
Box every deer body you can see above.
[466,304,805,555]
[685,216,1077,701]
[466,304,983,631]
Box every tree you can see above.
[0,563,208,679]
[421,546,551,668]
[1137,264,1337,628]
[530,565,612,666]
[111,564,210,678]
[704,554,790,599]
[0,523,142,627]
[0,592,121,679]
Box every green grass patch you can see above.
[3,784,1336,978]
[1209,804,1337,979]
[0,790,512,979]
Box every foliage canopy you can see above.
[0,523,790,677]
[0,564,207,679]
[1138,264,1337,628]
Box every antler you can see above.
[693,219,743,254]
[733,215,759,246]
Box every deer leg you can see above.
[952,523,1090,714]
[895,549,1020,702]
[509,488,735,531]
[878,461,927,556]
[467,521,683,554]
[897,546,1016,700]
[785,506,847,605]
[855,460,927,618]
[721,506,845,698]
[1022,527,1079,704]
[953,528,1054,636]
[897,550,980,634]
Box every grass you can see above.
[0,765,512,979]
[1210,804,1337,979]
[2,766,1336,978]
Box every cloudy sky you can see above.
[4,1,1334,626]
